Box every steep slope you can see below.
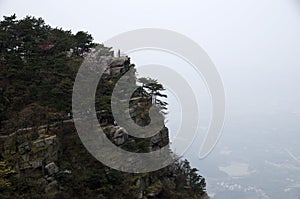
[0,15,209,199]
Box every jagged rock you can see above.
[33,139,45,148]
[113,127,128,145]
[150,133,162,144]
[109,56,129,67]
[110,66,125,75]
[18,142,31,155]
[30,160,43,168]
[44,135,56,145]
[38,127,47,134]
[0,20,209,198]
[45,162,59,175]
[100,56,130,78]
[114,136,125,146]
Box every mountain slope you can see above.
[0,15,209,199]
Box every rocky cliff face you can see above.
[1,123,60,193]
[0,123,170,197]
[0,55,208,199]
[0,15,209,198]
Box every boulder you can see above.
[45,162,59,175]
[18,142,31,154]
[33,139,45,148]
[113,127,128,145]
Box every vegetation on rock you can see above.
[0,15,209,199]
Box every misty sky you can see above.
[1,0,300,158]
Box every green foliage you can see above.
[0,14,98,131]
[138,77,168,110]
[0,15,208,199]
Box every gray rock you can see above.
[109,56,128,67]
[30,160,43,168]
[18,142,31,155]
[45,162,59,175]
[33,139,45,148]
[113,127,128,145]
[44,135,56,145]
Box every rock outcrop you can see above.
[0,54,208,199]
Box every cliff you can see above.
[0,15,209,199]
